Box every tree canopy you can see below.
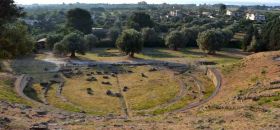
[66,8,93,34]
[0,0,24,26]
[128,12,154,30]
[261,17,280,50]
[54,32,87,57]
[116,29,143,57]
[181,28,199,47]
[165,31,184,50]
[197,29,223,54]
[142,28,164,47]
[0,23,34,58]
[219,4,227,14]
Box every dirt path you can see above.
[175,68,222,112]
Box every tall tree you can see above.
[0,0,24,25]
[127,12,154,30]
[219,4,227,15]
[116,29,143,58]
[0,0,24,36]
[262,17,280,50]
[66,8,93,34]
[242,24,254,51]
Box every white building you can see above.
[169,10,180,17]
[202,12,211,16]
[226,10,234,16]
[246,13,266,22]
[226,10,243,17]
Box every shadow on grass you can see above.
[180,48,207,57]
[180,48,243,60]
[141,48,177,58]
[23,86,43,103]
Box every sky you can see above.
[14,0,280,6]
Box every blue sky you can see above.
[14,0,280,6]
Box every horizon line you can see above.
[16,2,280,6]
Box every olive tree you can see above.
[54,32,87,57]
[165,31,184,50]
[197,29,223,54]
[0,22,34,58]
[181,28,199,47]
[116,29,143,58]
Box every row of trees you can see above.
[50,8,237,57]
[242,16,280,52]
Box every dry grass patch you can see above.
[62,73,122,115]
[119,66,180,111]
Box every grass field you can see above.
[119,66,180,111]
[77,48,248,66]
[0,77,31,105]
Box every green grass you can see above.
[0,78,31,105]
[257,92,280,107]
[61,68,123,115]
[150,96,193,115]
[149,74,215,115]
[121,66,180,111]
[23,85,43,103]
[46,85,82,113]
[78,48,245,66]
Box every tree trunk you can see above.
[70,51,76,58]
[129,52,134,58]
[208,50,216,55]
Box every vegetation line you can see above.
[116,74,130,118]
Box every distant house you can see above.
[201,12,214,18]
[202,12,211,16]
[226,10,243,17]
[169,10,180,17]
[36,38,47,50]
[246,13,266,22]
